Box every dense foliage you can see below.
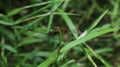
[0,0,120,67]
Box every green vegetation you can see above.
[0,0,120,67]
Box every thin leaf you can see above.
[0,20,13,25]
[37,50,58,67]
[16,37,47,48]
[58,9,78,38]
[14,4,51,24]
[85,44,111,67]
[60,60,75,67]
[84,48,97,67]
[111,0,119,20]
[78,10,108,39]
[7,8,23,16]
[0,26,15,40]
[95,48,113,53]
[0,43,17,53]
[60,24,119,53]
[47,15,54,33]
[88,10,108,31]
[7,1,52,16]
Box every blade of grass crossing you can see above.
[78,10,108,39]
[47,15,54,33]
[87,10,108,31]
[16,37,47,48]
[60,60,75,67]
[1,37,7,64]
[7,1,53,16]
[58,9,78,38]
[37,50,58,67]
[84,48,97,67]
[60,24,119,53]
[62,0,70,10]
[0,26,15,40]
[0,43,17,53]
[0,20,13,25]
[50,0,64,12]
[14,4,51,24]
[85,44,111,67]
[111,0,119,20]
[17,17,44,35]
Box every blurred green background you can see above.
[0,0,120,67]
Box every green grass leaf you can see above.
[84,48,97,67]
[0,43,17,53]
[58,9,78,38]
[0,20,13,25]
[7,8,23,16]
[7,1,53,16]
[88,10,108,31]
[60,24,119,53]
[37,50,58,67]
[0,26,15,40]
[16,37,47,48]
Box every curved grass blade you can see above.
[0,26,15,40]
[7,1,53,16]
[87,10,108,31]
[85,44,111,67]
[16,37,47,48]
[0,20,13,25]
[0,43,17,53]
[58,9,78,38]
[37,50,58,67]
[60,24,119,53]
[84,48,97,67]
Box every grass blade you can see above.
[37,50,58,67]
[85,44,111,67]
[60,24,119,53]
[16,37,47,48]
[0,20,13,25]
[0,43,17,53]
[88,10,108,31]
[7,1,52,16]
[84,48,97,67]
[58,9,78,38]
